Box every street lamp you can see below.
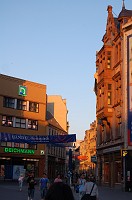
[68,143,76,185]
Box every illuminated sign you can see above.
[4,147,34,155]
[121,149,128,157]
[18,85,27,96]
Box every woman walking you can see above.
[82,176,99,200]
[18,174,24,191]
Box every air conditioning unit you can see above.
[40,150,45,155]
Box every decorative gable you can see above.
[103,5,117,45]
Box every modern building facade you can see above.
[94,3,132,190]
[0,74,47,179]
[0,74,71,181]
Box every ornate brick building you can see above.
[94,2,132,190]
[79,121,96,175]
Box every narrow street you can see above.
[0,180,132,200]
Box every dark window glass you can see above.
[0,142,7,147]
[28,144,37,150]
[17,99,27,110]
[28,120,38,130]
[15,118,26,129]
[2,116,13,127]
[108,84,112,90]
[29,102,39,113]
[3,97,15,109]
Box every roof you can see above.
[118,7,132,19]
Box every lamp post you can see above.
[68,143,76,186]
[68,148,72,185]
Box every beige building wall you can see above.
[79,121,96,173]
[0,74,47,178]
[47,95,68,132]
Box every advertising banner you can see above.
[0,132,76,144]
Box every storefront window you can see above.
[7,142,12,147]
[14,143,20,147]
[0,142,6,147]
[28,144,37,150]
[20,143,25,148]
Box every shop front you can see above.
[0,146,45,180]
[97,150,122,188]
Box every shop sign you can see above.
[121,149,128,157]
[18,85,27,96]
[91,155,97,163]
[4,147,34,155]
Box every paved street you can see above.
[0,180,132,200]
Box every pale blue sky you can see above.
[0,0,131,140]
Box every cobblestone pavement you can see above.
[1,181,132,200]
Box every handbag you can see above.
[81,183,95,200]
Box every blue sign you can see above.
[0,132,76,144]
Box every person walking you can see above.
[27,173,37,200]
[39,173,50,200]
[54,174,62,183]
[82,176,99,200]
[45,182,75,200]
[18,174,24,191]
[77,173,86,200]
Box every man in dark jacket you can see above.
[27,173,37,200]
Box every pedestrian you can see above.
[39,173,50,200]
[54,173,62,183]
[45,182,75,200]
[18,174,24,191]
[81,176,99,200]
[27,173,37,200]
[77,173,86,200]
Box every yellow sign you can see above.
[121,149,128,157]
